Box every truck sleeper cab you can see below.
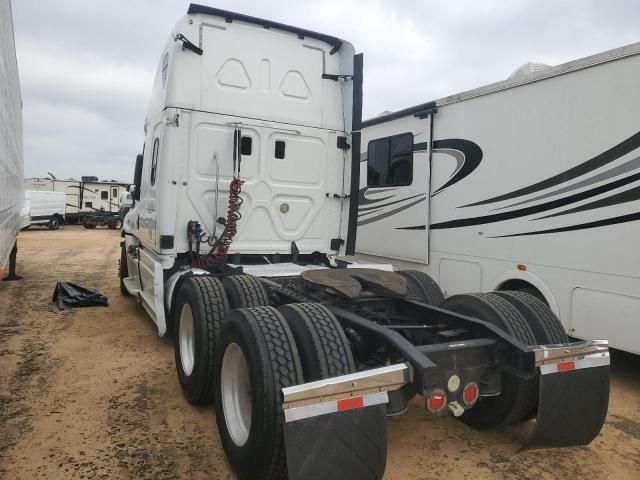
[121,6,611,480]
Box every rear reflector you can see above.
[539,355,610,375]
[283,391,389,423]
[337,396,364,412]
[557,361,576,372]
[426,389,447,413]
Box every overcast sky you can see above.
[11,0,640,182]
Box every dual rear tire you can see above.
[441,291,568,428]
[214,303,384,480]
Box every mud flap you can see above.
[527,363,610,448]
[283,405,387,480]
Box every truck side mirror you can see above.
[121,192,134,207]
[132,154,143,200]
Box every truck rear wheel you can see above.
[119,243,130,296]
[222,274,270,309]
[493,291,568,344]
[174,276,229,404]
[278,303,387,480]
[440,293,537,428]
[279,303,355,380]
[214,306,303,480]
[493,291,569,419]
[397,270,445,305]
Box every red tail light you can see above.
[463,382,479,406]
[426,389,447,413]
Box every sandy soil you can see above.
[0,226,639,479]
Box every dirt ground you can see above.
[0,226,639,480]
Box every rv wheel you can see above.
[174,276,229,403]
[222,275,270,309]
[114,218,123,230]
[397,270,445,305]
[214,307,303,480]
[440,293,537,428]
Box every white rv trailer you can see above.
[121,5,611,479]
[0,0,23,279]
[24,177,128,221]
[357,42,640,355]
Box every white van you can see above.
[24,190,66,230]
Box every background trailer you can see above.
[0,0,23,280]
[358,42,640,355]
[24,177,129,223]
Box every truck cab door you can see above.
[138,121,164,248]
[357,115,432,264]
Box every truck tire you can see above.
[440,293,537,428]
[174,276,229,404]
[214,306,303,480]
[222,274,270,309]
[279,303,355,380]
[493,291,569,420]
[396,270,445,305]
[119,243,130,296]
[279,303,387,480]
[493,291,569,344]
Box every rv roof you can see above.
[363,41,640,128]
[187,4,343,51]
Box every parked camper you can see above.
[0,0,23,280]
[24,177,129,223]
[24,190,66,229]
[121,6,611,480]
[357,42,640,355]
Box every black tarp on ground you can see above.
[52,282,108,310]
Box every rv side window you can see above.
[367,133,413,187]
[101,191,108,200]
[150,138,159,185]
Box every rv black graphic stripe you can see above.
[359,193,425,213]
[430,171,640,229]
[462,129,640,207]
[431,139,483,195]
[492,212,640,237]
[501,155,640,210]
[357,197,426,227]
[536,185,640,219]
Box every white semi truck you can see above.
[357,42,640,355]
[121,5,611,479]
[0,0,23,280]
